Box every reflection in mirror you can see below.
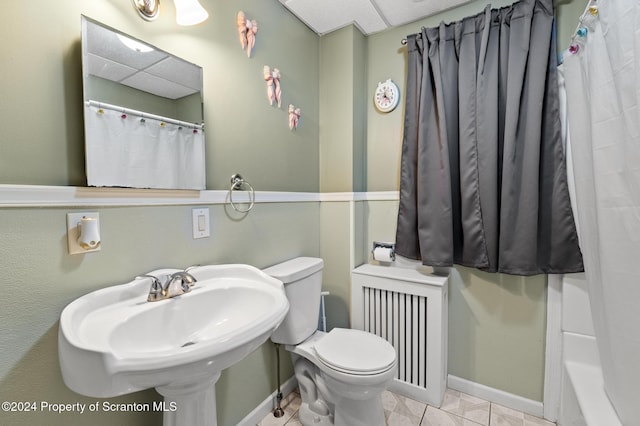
[81,16,205,190]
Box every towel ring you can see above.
[229,174,255,213]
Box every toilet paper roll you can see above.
[373,247,394,262]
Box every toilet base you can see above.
[298,402,334,426]
[291,346,390,426]
[333,394,386,426]
[297,397,385,426]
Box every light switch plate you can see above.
[67,212,101,255]
[192,208,210,239]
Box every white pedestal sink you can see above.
[58,264,289,426]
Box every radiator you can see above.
[351,264,448,407]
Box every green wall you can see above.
[0,0,589,425]
[318,26,367,193]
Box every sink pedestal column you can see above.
[156,372,221,426]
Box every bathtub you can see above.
[559,274,622,426]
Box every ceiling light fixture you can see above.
[131,0,161,21]
[174,0,209,26]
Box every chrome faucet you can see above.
[163,271,197,299]
[136,271,197,302]
[136,274,164,302]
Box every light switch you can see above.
[192,208,210,239]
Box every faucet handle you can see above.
[136,274,164,302]
[183,267,199,286]
[171,271,197,287]
[162,271,197,298]
[182,271,197,286]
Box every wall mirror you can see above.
[81,16,205,190]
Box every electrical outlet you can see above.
[192,208,210,239]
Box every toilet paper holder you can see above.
[372,241,395,261]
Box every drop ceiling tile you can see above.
[86,53,137,83]
[373,0,473,27]
[121,72,198,100]
[280,0,387,35]
[145,56,202,92]
[278,0,475,35]
[86,21,168,70]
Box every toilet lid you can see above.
[314,328,396,375]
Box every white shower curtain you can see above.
[84,103,205,190]
[562,0,640,424]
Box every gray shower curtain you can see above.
[395,0,583,275]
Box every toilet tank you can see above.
[264,257,323,345]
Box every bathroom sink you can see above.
[58,264,288,426]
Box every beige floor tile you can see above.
[420,406,484,426]
[283,411,303,426]
[383,390,427,425]
[258,389,555,426]
[489,404,555,426]
[258,412,291,426]
[522,413,555,426]
[281,391,301,412]
[440,390,490,425]
[258,392,301,426]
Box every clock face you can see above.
[374,79,400,112]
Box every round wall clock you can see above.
[374,79,400,113]
[131,0,160,21]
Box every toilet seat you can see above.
[313,328,396,376]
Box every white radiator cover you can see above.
[351,264,448,407]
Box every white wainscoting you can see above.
[0,184,399,207]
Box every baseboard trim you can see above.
[447,374,544,418]
[236,376,298,426]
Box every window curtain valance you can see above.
[395,0,583,275]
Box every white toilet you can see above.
[265,257,397,426]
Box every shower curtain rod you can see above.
[568,0,597,48]
[400,0,566,45]
[401,32,421,45]
[85,100,204,130]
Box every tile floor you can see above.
[257,388,556,426]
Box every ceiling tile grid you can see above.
[374,0,474,28]
[279,0,387,35]
[279,0,474,35]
